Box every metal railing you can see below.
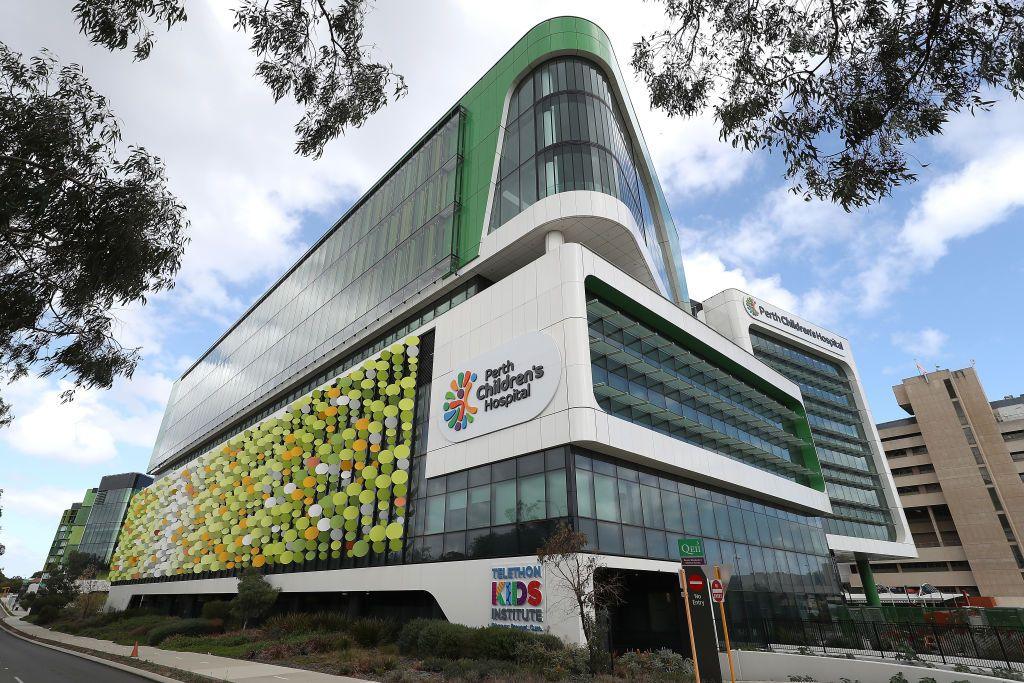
[728,618,1024,673]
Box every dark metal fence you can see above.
[728,618,1024,672]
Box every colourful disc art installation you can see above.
[108,336,421,581]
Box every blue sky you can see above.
[1,1,1022,578]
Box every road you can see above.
[0,624,150,683]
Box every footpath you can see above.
[1,612,366,683]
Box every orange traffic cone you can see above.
[130,641,139,658]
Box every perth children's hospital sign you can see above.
[434,332,561,443]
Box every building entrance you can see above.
[603,569,689,656]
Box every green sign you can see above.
[678,538,705,565]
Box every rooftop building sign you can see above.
[744,295,846,354]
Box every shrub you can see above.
[147,618,220,645]
[399,619,474,659]
[263,610,349,638]
[398,619,562,662]
[471,625,561,660]
[348,617,400,647]
[201,600,232,623]
[34,605,60,625]
[614,649,695,682]
[516,641,589,680]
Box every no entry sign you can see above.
[687,573,705,593]
[710,578,725,603]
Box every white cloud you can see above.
[891,328,948,359]
[4,487,85,518]
[684,251,796,309]
[858,137,1024,312]
[0,373,171,464]
[697,185,870,273]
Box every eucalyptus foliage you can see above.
[73,0,406,158]
[633,0,1024,209]
[0,44,187,425]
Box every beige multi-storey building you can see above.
[849,367,1024,606]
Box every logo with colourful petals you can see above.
[443,370,478,431]
[744,295,759,317]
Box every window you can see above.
[589,290,817,484]
[153,109,463,469]
[952,400,970,426]
[490,57,654,239]
[408,447,570,563]
[572,447,839,609]
[989,487,1004,512]
[999,514,1016,542]
[944,379,957,399]
[1004,430,1024,442]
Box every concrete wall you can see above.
[726,650,1006,683]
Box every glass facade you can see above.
[156,278,487,475]
[750,331,896,542]
[403,446,839,621]
[78,479,149,566]
[489,57,654,245]
[588,289,815,484]
[574,450,840,621]
[151,110,464,471]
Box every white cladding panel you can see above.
[701,288,915,560]
[426,244,831,515]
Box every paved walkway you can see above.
[3,615,365,683]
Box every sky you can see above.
[1,1,1022,578]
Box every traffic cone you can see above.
[130,641,139,658]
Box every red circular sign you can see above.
[687,573,705,593]
[710,578,725,603]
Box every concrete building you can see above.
[849,368,1024,607]
[701,290,915,603]
[105,18,849,653]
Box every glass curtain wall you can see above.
[157,279,486,475]
[588,291,814,483]
[403,446,839,621]
[750,331,896,542]
[152,110,464,470]
[488,57,654,242]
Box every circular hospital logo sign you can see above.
[744,295,759,317]
[443,370,478,432]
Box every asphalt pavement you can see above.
[0,624,150,683]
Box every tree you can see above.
[63,550,102,581]
[230,568,279,629]
[536,522,623,673]
[31,563,80,613]
[72,0,407,158]
[0,44,188,426]
[633,0,1024,210]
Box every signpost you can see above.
[679,563,723,683]
[677,539,722,682]
[713,566,736,683]
[710,578,725,603]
